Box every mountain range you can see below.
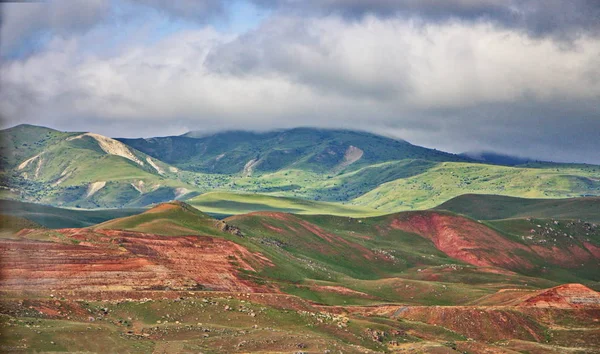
[1,124,599,213]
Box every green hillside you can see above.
[0,214,42,238]
[436,194,600,222]
[0,199,143,228]
[187,191,381,216]
[1,125,197,208]
[10,199,597,305]
[89,202,574,304]
[224,210,599,298]
[93,201,223,236]
[118,127,469,174]
[0,124,75,170]
[351,162,600,211]
[2,125,600,212]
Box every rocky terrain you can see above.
[1,201,599,353]
[1,229,272,293]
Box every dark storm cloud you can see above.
[252,0,600,39]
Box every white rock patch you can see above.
[18,153,42,170]
[86,181,106,198]
[174,187,190,199]
[146,157,164,175]
[336,145,364,171]
[68,133,144,166]
[243,158,259,176]
[53,171,72,186]
[131,180,145,193]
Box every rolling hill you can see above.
[0,125,198,208]
[2,124,599,213]
[2,200,598,353]
[351,161,600,211]
[436,194,600,222]
[4,200,598,299]
[93,200,227,236]
[0,199,143,228]
[186,191,381,217]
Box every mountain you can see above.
[2,124,600,212]
[117,127,470,174]
[0,124,197,208]
[436,194,600,223]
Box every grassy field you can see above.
[0,199,144,228]
[0,294,480,353]
[0,214,42,238]
[436,194,600,222]
[187,191,381,217]
[93,201,225,236]
[3,125,600,213]
[351,162,600,211]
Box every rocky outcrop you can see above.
[518,283,600,308]
[0,229,272,293]
[389,211,599,271]
[214,220,243,237]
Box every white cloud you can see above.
[1,14,600,162]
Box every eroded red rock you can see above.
[0,229,273,293]
[389,212,598,270]
[518,283,600,309]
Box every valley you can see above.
[3,1,599,352]
[1,125,599,352]
[1,199,599,352]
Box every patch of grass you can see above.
[188,191,381,217]
[0,199,144,228]
[352,162,600,211]
[436,194,600,223]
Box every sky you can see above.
[1,0,599,164]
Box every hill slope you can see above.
[225,210,600,287]
[352,162,600,211]
[436,194,600,222]
[3,124,600,212]
[0,199,143,228]
[93,201,223,236]
[1,125,197,208]
[118,128,469,174]
[187,191,381,217]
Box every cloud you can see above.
[129,0,229,22]
[1,11,599,163]
[252,0,600,40]
[0,0,110,55]
[0,0,232,57]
